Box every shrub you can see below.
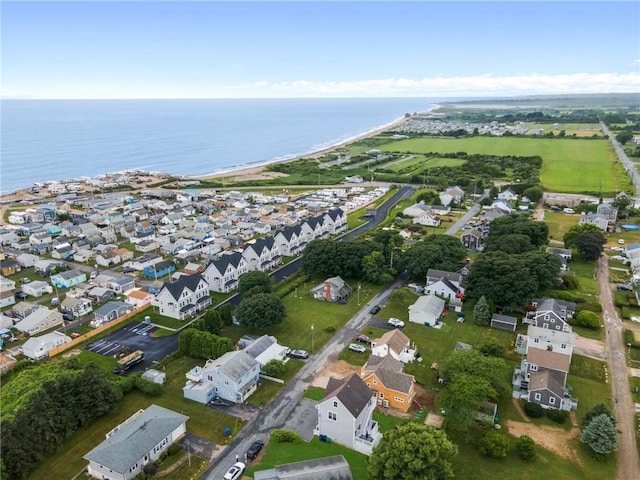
[516,435,536,460]
[569,310,601,330]
[523,402,544,418]
[263,359,286,378]
[325,325,336,333]
[577,302,602,313]
[271,429,302,443]
[477,430,511,458]
[143,463,158,475]
[560,274,580,290]
[581,402,615,427]
[546,409,568,424]
[134,376,163,396]
[167,443,182,456]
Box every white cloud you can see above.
[229,72,640,98]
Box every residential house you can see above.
[95,249,122,267]
[578,212,609,231]
[0,259,21,277]
[274,225,304,256]
[242,334,289,368]
[202,252,249,293]
[242,237,282,272]
[15,253,39,268]
[21,331,71,360]
[93,301,134,326]
[361,355,416,412]
[490,314,518,332]
[371,329,416,364]
[546,246,572,271]
[524,297,576,333]
[107,276,136,294]
[128,253,163,271]
[22,280,54,297]
[126,289,155,308]
[497,188,518,201]
[413,212,441,227]
[0,290,15,308]
[424,272,464,300]
[182,262,205,275]
[402,202,433,218]
[596,203,618,222]
[461,228,486,251]
[0,353,17,374]
[439,186,465,206]
[61,296,93,318]
[151,273,211,320]
[253,455,353,480]
[12,301,42,319]
[0,276,16,292]
[84,405,188,480]
[515,325,576,357]
[183,350,261,404]
[51,269,87,289]
[33,259,65,276]
[426,269,463,289]
[88,287,116,304]
[15,307,63,335]
[323,207,347,234]
[408,294,445,327]
[314,373,381,455]
[143,260,175,279]
[310,276,352,303]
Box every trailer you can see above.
[112,350,144,374]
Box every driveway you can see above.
[283,398,319,442]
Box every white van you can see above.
[562,208,575,214]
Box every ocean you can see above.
[1,97,444,195]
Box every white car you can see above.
[349,343,367,353]
[388,318,405,328]
[610,246,625,252]
[223,462,246,480]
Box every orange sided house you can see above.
[360,354,416,412]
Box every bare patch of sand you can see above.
[310,360,361,389]
[506,420,580,461]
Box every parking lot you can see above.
[85,322,178,374]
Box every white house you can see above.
[498,188,518,201]
[21,331,71,360]
[242,335,289,368]
[524,297,575,333]
[183,350,261,404]
[371,329,416,364]
[22,280,54,297]
[151,273,211,320]
[408,294,445,326]
[202,252,249,293]
[314,373,381,455]
[84,405,188,480]
[14,307,63,335]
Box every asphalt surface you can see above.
[85,321,178,374]
[597,255,640,479]
[600,122,640,202]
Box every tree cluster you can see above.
[236,292,286,328]
[178,328,234,359]
[1,362,122,480]
[368,422,458,480]
[563,224,607,260]
[397,234,467,281]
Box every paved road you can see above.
[597,254,639,479]
[600,121,640,202]
[201,275,407,480]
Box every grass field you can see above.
[524,123,603,137]
[376,136,622,194]
[385,155,465,173]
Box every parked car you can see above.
[618,239,625,245]
[349,343,367,353]
[370,305,381,315]
[15,291,27,300]
[610,246,625,252]
[123,267,136,273]
[223,462,246,480]
[356,334,373,344]
[611,255,628,262]
[388,318,405,328]
[246,440,264,460]
[62,313,74,321]
[287,349,309,359]
[20,278,31,284]
[617,284,633,292]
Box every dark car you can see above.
[356,334,373,344]
[617,284,633,292]
[246,440,264,460]
[370,305,381,315]
[15,291,28,300]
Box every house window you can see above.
[395,397,403,402]
[544,314,550,320]
[550,318,555,323]
[379,392,384,399]
[561,344,566,349]
[534,393,542,401]
[333,401,338,408]
[372,380,377,385]
[530,364,538,372]
[533,338,539,343]
[328,411,337,421]
[549,397,556,405]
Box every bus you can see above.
[112,350,144,374]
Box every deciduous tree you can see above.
[236,293,286,328]
[574,230,607,261]
[368,422,458,480]
[238,270,273,296]
[437,374,496,433]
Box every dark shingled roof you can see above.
[160,273,206,301]
[323,373,373,418]
[208,251,244,274]
[326,208,344,221]
[363,355,414,394]
[254,454,353,480]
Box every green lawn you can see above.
[248,359,303,408]
[524,123,603,137]
[376,136,622,195]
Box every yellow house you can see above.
[361,355,416,412]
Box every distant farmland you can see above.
[377,136,622,194]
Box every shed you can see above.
[142,369,166,384]
[491,313,518,332]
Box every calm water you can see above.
[1,97,445,194]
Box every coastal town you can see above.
[2,104,640,480]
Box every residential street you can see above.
[597,254,639,479]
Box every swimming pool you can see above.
[621,224,640,231]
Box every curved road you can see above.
[597,254,640,479]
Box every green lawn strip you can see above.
[157,453,208,480]
[570,354,607,382]
[304,387,326,401]
[629,376,640,403]
[244,437,369,480]
[248,359,303,408]
[543,211,579,243]
[376,136,616,194]
[524,122,603,137]
[338,346,370,366]
[568,374,613,420]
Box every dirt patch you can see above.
[505,420,580,461]
[62,349,82,358]
[310,360,361,388]
[410,383,436,414]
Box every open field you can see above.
[385,155,465,173]
[524,123,603,137]
[376,136,622,194]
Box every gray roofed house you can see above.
[243,334,289,367]
[151,273,211,320]
[93,301,134,326]
[408,294,445,327]
[361,355,416,412]
[183,350,261,404]
[310,276,352,303]
[254,454,353,480]
[84,404,188,480]
[315,373,381,455]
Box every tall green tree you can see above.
[361,251,394,284]
[437,374,496,433]
[439,349,509,398]
[473,296,491,326]
[238,270,273,296]
[580,413,618,455]
[397,235,467,281]
[574,230,607,260]
[485,233,535,254]
[368,422,458,480]
[520,251,562,291]
[563,223,602,248]
[236,293,286,328]
[522,186,543,203]
[478,430,512,458]
[485,214,549,248]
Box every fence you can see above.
[47,305,151,358]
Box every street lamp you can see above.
[311,323,315,353]
[357,283,361,306]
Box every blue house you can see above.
[143,260,176,279]
[51,269,87,289]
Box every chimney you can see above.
[325,281,331,302]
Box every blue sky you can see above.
[2,1,639,99]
